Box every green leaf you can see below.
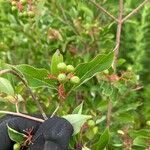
[93,128,110,150]
[72,101,84,114]
[51,50,63,75]
[133,136,148,147]
[82,146,91,150]
[73,52,113,89]
[0,77,14,95]
[7,125,25,143]
[63,114,92,135]
[14,64,55,89]
[129,129,150,138]
[79,4,94,19]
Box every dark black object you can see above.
[0,115,73,150]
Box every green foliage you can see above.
[74,52,113,89]
[72,101,84,114]
[51,50,63,75]
[93,128,110,150]
[7,125,25,144]
[0,77,14,95]
[15,64,55,89]
[63,114,92,135]
[0,0,150,149]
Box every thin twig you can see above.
[50,104,60,118]
[0,69,48,120]
[107,0,123,128]
[0,111,44,122]
[112,0,123,72]
[89,0,118,22]
[15,103,19,113]
[122,0,149,22]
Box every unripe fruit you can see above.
[93,126,98,135]
[70,76,80,84]
[57,62,67,72]
[20,0,26,5]
[22,11,28,17]
[11,1,16,6]
[13,143,20,150]
[57,73,67,82]
[11,6,17,11]
[18,12,24,17]
[146,121,150,126]
[28,11,35,18]
[87,120,95,127]
[67,65,75,73]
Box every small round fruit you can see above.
[146,121,150,126]
[11,6,17,11]
[87,120,95,127]
[57,73,67,82]
[57,62,67,72]
[22,11,28,17]
[18,12,24,17]
[67,65,75,73]
[20,0,26,5]
[11,1,16,6]
[13,143,20,150]
[28,11,35,18]
[70,76,80,84]
[93,126,98,135]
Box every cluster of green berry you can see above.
[11,0,35,18]
[57,62,80,84]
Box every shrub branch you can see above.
[89,0,118,22]
[122,0,150,22]
[0,69,48,120]
[112,0,123,72]
[0,111,44,122]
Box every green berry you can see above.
[70,76,80,84]
[18,12,23,17]
[20,0,26,5]
[28,11,35,18]
[57,63,67,72]
[67,65,75,73]
[146,121,150,126]
[11,1,16,6]
[22,11,28,17]
[93,126,98,135]
[13,143,20,150]
[87,120,95,127]
[11,6,17,11]
[57,73,67,82]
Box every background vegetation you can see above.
[0,0,150,149]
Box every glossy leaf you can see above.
[94,128,110,150]
[0,77,14,95]
[7,125,25,143]
[14,64,55,89]
[132,136,147,148]
[50,50,63,75]
[63,114,92,135]
[72,101,84,114]
[73,52,113,89]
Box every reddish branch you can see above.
[106,0,123,129]
[112,0,123,72]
